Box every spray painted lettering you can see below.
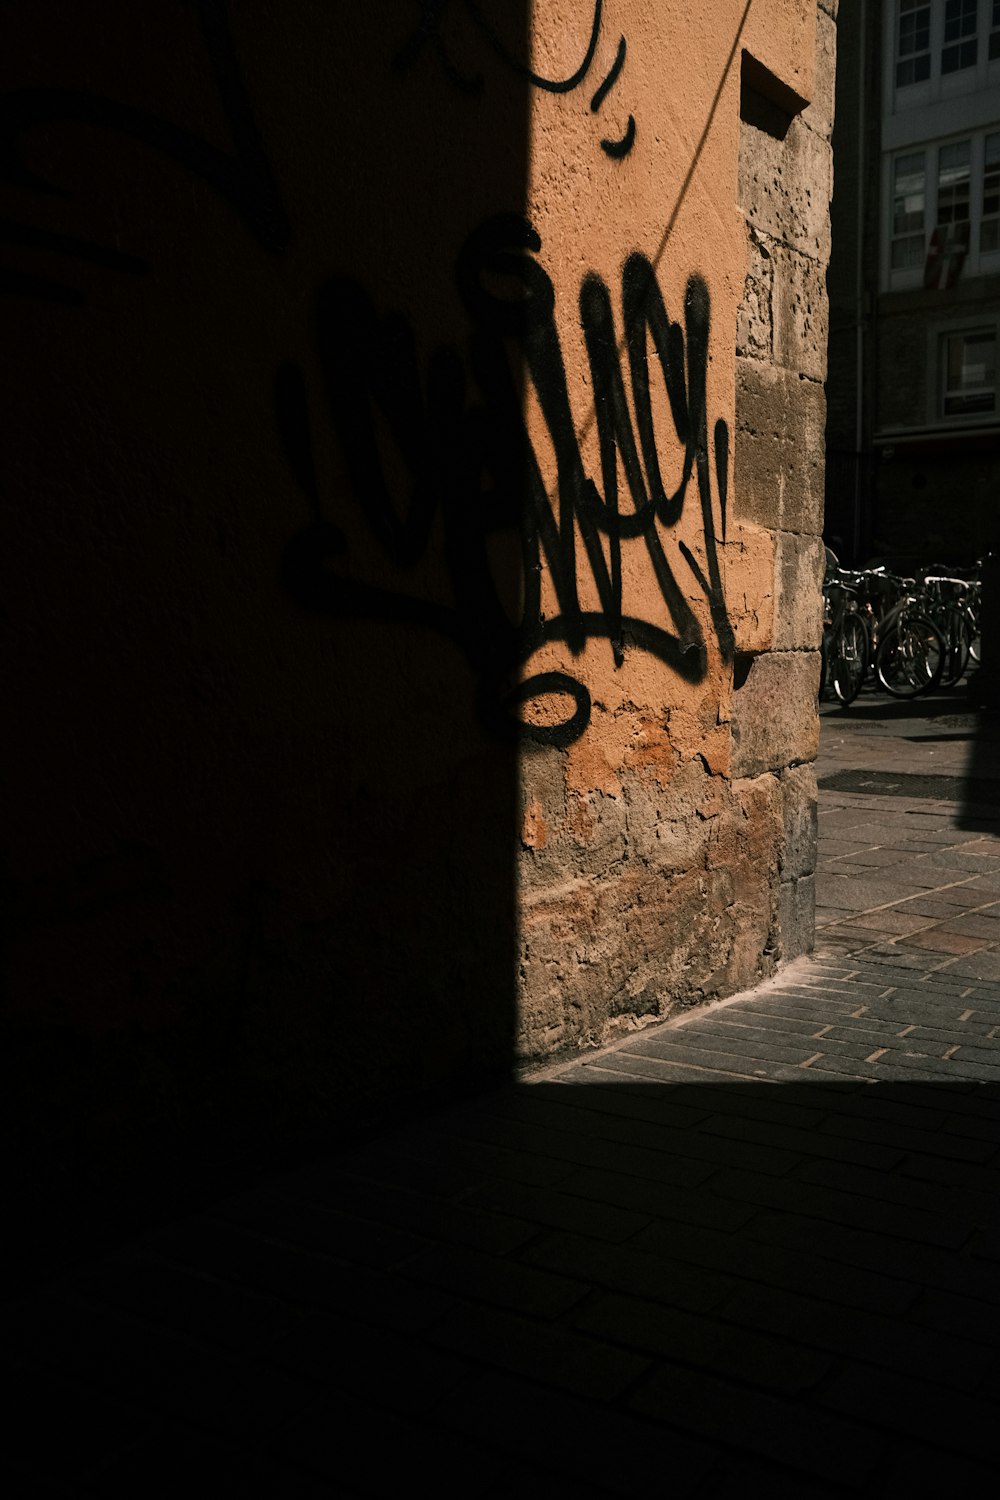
[279,214,733,747]
[0,0,287,303]
[394,1,636,158]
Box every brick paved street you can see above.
[5,688,1000,1496]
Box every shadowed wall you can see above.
[2,3,833,1218]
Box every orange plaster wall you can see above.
[517,0,817,754]
[513,0,829,1058]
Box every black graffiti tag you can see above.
[279,214,733,747]
[0,0,287,303]
[393,1,636,159]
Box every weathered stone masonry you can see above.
[516,2,834,1067]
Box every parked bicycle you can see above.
[821,563,951,703]
[821,570,869,706]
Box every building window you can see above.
[942,0,979,74]
[983,134,1000,253]
[898,0,932,85]
[990,0,1000,60]
[938,140,972,227]
[888,132,1000,289]
[943,330,997,417]
[892,152,926,269]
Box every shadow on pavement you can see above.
[959,686,1000,832]
[822,682,1000,834]
[820,690,975,726]
[5,1075,999,1495]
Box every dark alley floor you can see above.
[6,682,1000,1496]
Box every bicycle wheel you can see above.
[875,615,945,697]
[830,613,869,706]
[939,609,971,688]
[968,605,981,665]
[819,629,830,703]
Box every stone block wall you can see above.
[515,2,834,1066]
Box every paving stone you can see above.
[443,1369,721,1494]
[676,1010,847,1039]
[819,1365,1000,1463]
[898,889,991,912]
[837,946,949,973]
[81,1424,294,1498]
[385,1125,577,1190]
[63,1256,302,1365]
[748,1209,1000,1306]
[855,996,996,1027]
[526,1078,710,1131]
[624,1028,827,1077]
[128,1224,452,1332]
[326,1140,482,1199]
[818,838,883,856]
[912,1286,1000,1349]
[6,1292,317,1442]
[941,1109,1000,1145]
[632,1216,920,1317]
[886,1443,999,1491]
[431,1102,715,1185]
[897,929,991,954]
[134,1226,457,1334]
[578,1046,766,1086]
[735,993,870,1017]
[839,909,937,935]
[524,1229,736,1313]
[969,1224,1000,1262]
[628,1361,885,1486]
[400,1243,589,1320]
[570,1052,759,1085]
[815,1088,953,1134]
[428,1300,651,1401]
[574,1291,832,1394]
[840,848,918,868]
[549,1166,756,1232]
[934,950,1000,980]
[815,875,929,910]
[696,1110,904,1170]
[938,913,1000,938]
[278,1389,568,1496]
[460,1176,651,1244]
[211,1191,438,1265]
[719,1279,992,1391]
[796,1155,1000,1229]
[896,1017,999,1043]
[3,1360,160,1487]
[670,1079,833,1131]
[820,1090,1000,1143]
[707,1165,974,1248]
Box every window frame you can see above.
[941,0,979,75]
[886,130,1000,290]
[897,0,933,86]
[940,325,998,421]
[982,131,1000,252]
[891,0,1000,103]
[891,151,928,272]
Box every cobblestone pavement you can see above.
[6,690,1000,1496]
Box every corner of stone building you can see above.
[731,0,833,970]
[514,2,834,1073]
